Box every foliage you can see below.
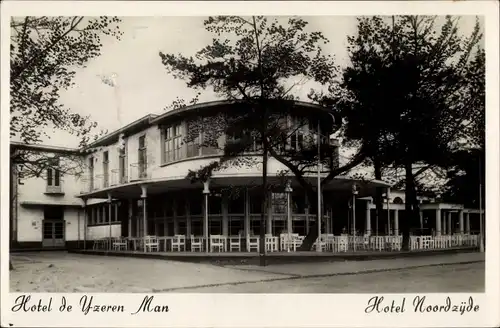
[312,15,484,248]
[10,16,123,178]
[161,16,358,252]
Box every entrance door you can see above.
[42,220,65,247]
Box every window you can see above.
[208,193,222,214]
[272,193,287,214]
[229,192,245,214]
[229,217,244,236]
[164,124,182,163]
[47,158,60,187]
[88,157,94,189]
[250,192,264,214]
[103,151,109,187]
[118,147,127,183]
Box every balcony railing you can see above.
[130,163,150,181]
[111,169,128,186]
[45,184,64,195]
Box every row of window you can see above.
[130,217,316,237]
[87,203,121,226]
[142,191,318,218]
[82,116,336,187]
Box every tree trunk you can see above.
[373,157,384,235]
[297,189,320,251]
[10,260,14,271]
[403,161,414,250]
[259,134,268,266]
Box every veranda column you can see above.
[173,197,179,235]
[83,199,88,250]
[394,209,399,236]
[419,211,424,232]
[442,213,447,235]
[447,212,452,235]
[365,200,371,236]
[128,199,133,238]
[325,208,331,235]
[305,207,310,234]
[266,190,273,235]
[222,192,229,236]
[140,185,148,245]
[203,180,210,251]
[244,188,250,242]
[186,197,192,237]
[465,212,470,234]
[107,193,113,250]
[435,209,442,236]
[459,210,464,234]
[163,205,168,236]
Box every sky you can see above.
[38,15,481,148]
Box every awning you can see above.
[20,200,83,207]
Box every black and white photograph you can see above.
[2,1,499,327]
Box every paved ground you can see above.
[181,262,484,293]
[10,251,484,293]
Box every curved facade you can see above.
[77,100,390,243]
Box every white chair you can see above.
[144,235,159,252]
[210,235,225,252]
[247,236,260,252]
[172,235,186,252]
[337,235,348,252]
[265,234,278,252]
[229,236,241,252]
[113,237,128,251]
[313,236,327,251]
[144,236,159,252]
[294,235,304,250]
[322,234,334,251]
[190,235,203,252]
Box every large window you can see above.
[164,124,182,163]
[46,158,61,187]
[186,119,219,157]
[272,193,287,214]
[229,192,244,214]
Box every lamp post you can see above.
[316,113,336,253]
[285,180,293,252]
[203,180,210,252]
[317,120,322,252]
[352,183,359,252]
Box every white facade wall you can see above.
[14,156,85,243]
[87,224,121,240]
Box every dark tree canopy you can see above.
[310,15,484,248]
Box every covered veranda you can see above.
[79,175,480,253]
